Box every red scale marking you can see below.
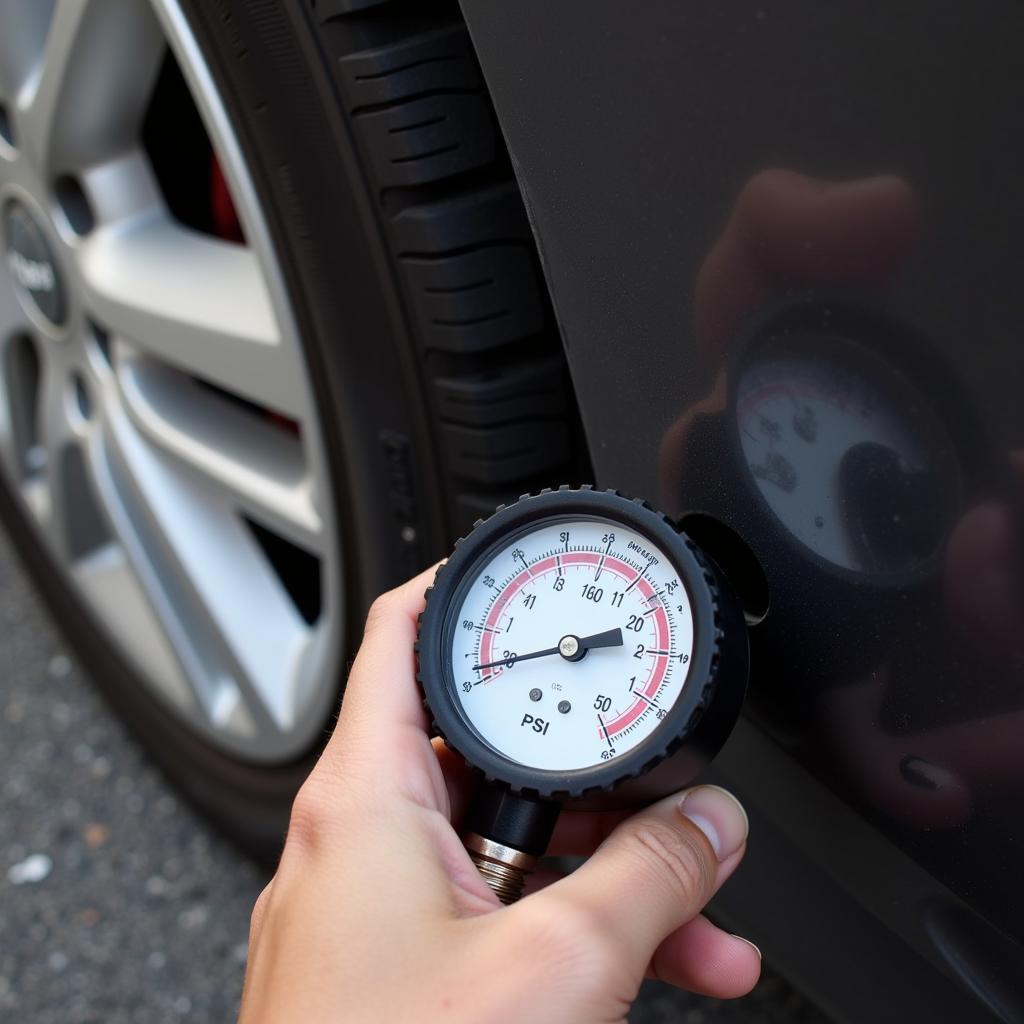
[474,552,678,734]
[603,574,671,737]
[479,553,617,675]
[531,556,559,575]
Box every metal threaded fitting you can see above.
[463,833,537,905]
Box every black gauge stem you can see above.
[462,783,560,904]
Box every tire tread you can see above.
[316,3,589,533]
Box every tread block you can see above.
[443,421,569,485]
[391,183,532,253]
[402,246,543,353]
[315,0,393,19]
[338,28,480,109]
[357,94,495,188]
[435,357,566,427]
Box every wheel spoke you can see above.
[116,347,322,552]
[16,0,164,172]
[71,540,200,717]
[30,347,76,552]
[89,405,316,740]
[79,149,164,227]
[0,0,54,100]
[83,425,269,737]
[0,338,14,472]
[76,213,308,418]
[0,301,34,474]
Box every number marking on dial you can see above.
[448,520,695,771]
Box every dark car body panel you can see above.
[459,2,1024,1019]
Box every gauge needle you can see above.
[577,628,625,652]
[472,628,623,671]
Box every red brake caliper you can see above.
[209,154,244,244]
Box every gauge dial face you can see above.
[736,335,960,574]
[447,517,695,772]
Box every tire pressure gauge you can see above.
[416,487,748,903]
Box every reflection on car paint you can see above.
[660,170,1023,938]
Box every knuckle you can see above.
[285,762,377,856]
[625,820,715,906]
[740,167,795,213]
[248,883,273,940]
[286,777,335,851]
[364,590,399,635]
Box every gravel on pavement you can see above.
[0,526,829,1023]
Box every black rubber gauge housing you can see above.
[416,487,749,805]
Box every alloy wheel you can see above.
[0,0,343,762]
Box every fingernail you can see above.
[731,934,762,960]
[678,785,749,861]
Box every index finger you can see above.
[324,563,441,759]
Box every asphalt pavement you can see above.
[0,525,830,1023]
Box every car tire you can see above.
[0,0,588,861]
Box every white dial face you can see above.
[737,339,958,573]
[448,517,695,772]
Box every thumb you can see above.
[538,786,749,978]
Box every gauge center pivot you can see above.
[558,635,581,659]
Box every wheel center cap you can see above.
[3,200,66,327]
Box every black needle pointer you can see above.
[472,628,623,671]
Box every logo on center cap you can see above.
[3,200,66,326]
[8,250,56,292]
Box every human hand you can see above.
[238,566,760,1023]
